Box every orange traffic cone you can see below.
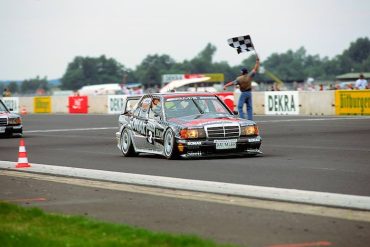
[16,139,31,168]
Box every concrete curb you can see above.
[1,160,370,211]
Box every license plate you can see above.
[0,127,5,133]
[215,139,237,150]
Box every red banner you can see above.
[68,96,88,114]
[216,92,234,111]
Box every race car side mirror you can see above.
[123,110,133,115]
[154,112,163,120]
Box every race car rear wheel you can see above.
[120,129,137,157]
[163,129,178,159]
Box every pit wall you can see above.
[1,90,369,115]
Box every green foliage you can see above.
[21,76,49,94]
[8,81,19,94]
[134,54,177,88]
[61,55,126,90]
[57,37,370,89]
[0,202,234,247]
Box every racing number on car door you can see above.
[147,129,154,144]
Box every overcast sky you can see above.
[1,0,369,80]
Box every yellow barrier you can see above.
[34,96,52,113]
[335,90,370,115]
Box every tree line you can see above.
[1,37,369,94]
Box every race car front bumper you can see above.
[177,136,262,158]
[0,125,23,136]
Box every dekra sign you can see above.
[267,94,296,112]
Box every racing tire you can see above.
[163,129,178,160]
[120,129,138,157]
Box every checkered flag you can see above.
[227,35,255,54]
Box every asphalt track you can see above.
[1,114,370,196]
[1,114,370,246]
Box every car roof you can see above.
[149,92,217,99]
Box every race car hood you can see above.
[168,113,254,127]
[0,111,20,118]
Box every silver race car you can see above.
[0,99,23,137]
[116,93,262,159]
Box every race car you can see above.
[0,99,23,137]
[116,93,262,159]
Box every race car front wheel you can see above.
[120,129,137,157]
[163,129,178,160]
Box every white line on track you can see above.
[24,127,116,133]
[23,116,370,133]
[1,161,370,212]
[257,116,370,123]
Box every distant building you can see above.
[336,72,370,81]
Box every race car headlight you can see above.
[8,117,21,125]
[180,128,205,139]
[244,125,259,136]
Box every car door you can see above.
[147,97,166,153]
[130,97,151,151]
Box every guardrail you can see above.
[1,90,369,115]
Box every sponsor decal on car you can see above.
[187,151,202,156]
[187,141,201,145]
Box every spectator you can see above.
[223,56,260,120]
[355,74,368,90]
[2,88,11,97]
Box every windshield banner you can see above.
[216,92,234,111]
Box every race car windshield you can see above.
[0,101,9,112]
[164,97,231,119]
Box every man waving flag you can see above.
[227,35,255,54]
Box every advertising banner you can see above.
[34,96,51,113]
[265,91,299,115]
[216,92,234,111]
[335,90,370,115]
[108,95,125,114]
[69,96,88,114]
[1,97,19,113]
[162,74,184,84]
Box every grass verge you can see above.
[0,201,236,247]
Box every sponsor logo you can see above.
[248,138,260,142]
[187,141,201,145]
[187,151,202,156]
[108,95,124,114]
[337,91,370,115]
[265,91,299,115]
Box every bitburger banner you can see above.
[335,90,370,115]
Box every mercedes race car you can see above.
[0,99,23,137]
[116,93,262,159]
